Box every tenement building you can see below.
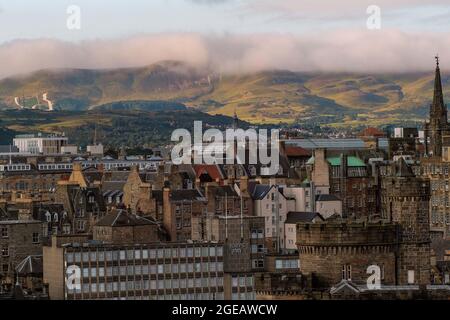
[0,220,43,287]
[307,149,378,219]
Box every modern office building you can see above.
[13,134,69,155]
[43,238,229,300]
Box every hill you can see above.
[0,106,249,148]
[0,61,448,126]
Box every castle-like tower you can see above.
[424,56,450,157]
[381,158,431,285]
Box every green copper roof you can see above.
[306,156,365,167]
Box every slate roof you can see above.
[250,184,293,200]
[95,209,157,227]
[285,211,324,224]
[170,189,206,201]
[251,184,273,200]
[151,189,206,203]
[316,194,341,202]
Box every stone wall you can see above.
[297,222,398,288]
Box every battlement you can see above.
[296,221,398,247]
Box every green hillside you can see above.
[0,106,248,148]
[0,61,448,126]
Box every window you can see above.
[32,232,40,244]
[1,245,9,257]
[63,224,71,234]
[252,259,264,269]
[342,264,352,280]
[1,227,8,238]
[408,270,415,284]
[77,220,86,231]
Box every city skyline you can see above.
[0,0,450,305]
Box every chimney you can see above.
[73,162,82,172]
[195,178,201,190]
[140,183,153,200]
[69,162,88,188]
[163,186,173,241]
[131,165,139,174]
[340,154,348,178]
[240,175,249,195]
[312,148,330,191]
[279,141,287,157]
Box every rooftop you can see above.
[316,194,341,202]
[286,212,324,224]
[95,209,156,227]
[306,156,366,167]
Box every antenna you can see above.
[240,193,244,242]
[94,124,97,145]
[275,184,280,253]
[225,192,228,242]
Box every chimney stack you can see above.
[162,186,173,241]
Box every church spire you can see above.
[432,55,446,117]
[233,108,238,130]
[425,56,449,158]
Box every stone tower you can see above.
[425,56,449,157]
[382,158,431,285]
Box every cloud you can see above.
[186,0,232,5]
[247,0,450,14]
[0,30,449,79]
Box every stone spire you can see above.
[431,55,447,119]
[425,56,449,157]
[233,109,238,130]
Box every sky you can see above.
[0,0,450,78]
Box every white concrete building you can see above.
[283,184,315,212]
[61,145,79,154]
[13,133,68,154]
[87,144,104,156]
[251,184,295,252]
